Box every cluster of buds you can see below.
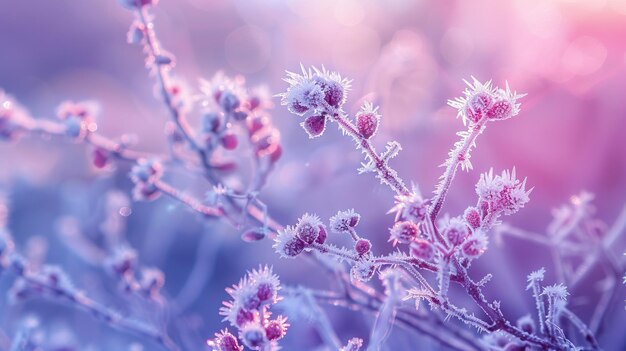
[200,74,282,162]
[279,65,350,138]
[273,214,327,258]
[105,247,165,302]
[275,210,379,282]
[447,77,525,125]
[56,101,98,141]
[211,266,288,351]
[9,264,76,303]
[129,158,163,201]
[475,168,532,228]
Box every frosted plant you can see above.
[277,65,607,350]
[0,0,623,350]
[208,267,288,351]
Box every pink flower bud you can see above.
[389,221,419,246]
[220,132,238,150]
[315,225,327,244]
[487,99,513,120]
[247,116,266,135]
[300,115,326,138]
[264,317,288,341]
[235,308,255,327]
[441,217,469,246]
[464,207,481,229]
[410,239,434,261]
[351,260,376,282]
[354,239,371,256]
[240,323,267,349]
[268,144,282,163]
[461,232,488,259]
[92,147,110,169]
[356,112,378,139]
[295,214,322,245]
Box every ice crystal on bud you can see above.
[448,77,525,125]
[389,221,420,246]
[440,216,470,246]
[461,230,488,259]
[355,102,380,139]
[239,322,267,349]
[476,168,531,218]
[208,330,243,351]
[389,185,429,223]
[273,227,305,258]
[410,239,435,261]
[351,260,377,282]
[354,238,372,256]
[329,209,360,233]
[300,114,327,138]
[280,65,351,117]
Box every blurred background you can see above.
[0,0,625,350]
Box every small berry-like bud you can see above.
[239,322,267,349]
[268,144,282,163]
[264,317,289,341]
[274,228,305,258]
[516,315,535,335]
[300,115,326,138]
[409,239,434,261]
[219,91,241,114]
[127,23,145,45]
[441,217,469,246]
[220,132,238,150]
[132,183,161,201]
[487,99,513,120]
[92,147,110,169]
[389,221,419,246]
[329,209,360,233]
[354,239,371,256]
[351,260,376,282]
[202,112,222,133]
[461,231,488,259]
[295,213,322,245]
[210,330,243,351]
[464,207,481,229]
[315,225,327,244]
[247,115,266,135]
[355,102,380,139]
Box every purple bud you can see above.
[356,112,378,139]
[301,115,326,138]
[410,239,434,261]
[354,239,371,256]
[220,132,238,150]
[241,228,266,242]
